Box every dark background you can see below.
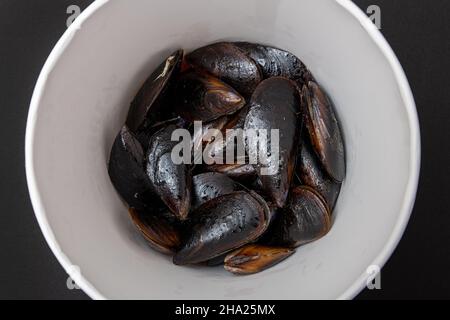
[0,0,448,300]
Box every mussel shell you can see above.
[129,208,181,254]
[186,42,262,98]
[173,191,270,265]
[192,172,241,209]
[268,186,331,248]
[192,117,229,152]
[175,71,245,122]
[108,125,151,210]
[224,244,294,275]
[205,164,257,182]
[126,50,183,133]
[303,81,346,182]
[234,42,313,86]
[244,77,302,208]
[146,125,191,220]
[202,105,250,164]
[297,139,341,211]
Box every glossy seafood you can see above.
[297,138,341,210]
[186,42,262,97]
[192,172,241,209]
[175,71,245,122]
[173,191,270,265]
[146,125,191,220]
[205,163,256,181]
[108,125,151,210]
[108,41,346,276]
[224,244,295,275]
[126,50,183,133]
[268,186,331,248]
[129,208,181,254]
[303,81,346,182]
[234,42,313,86]
[244,77,302,208]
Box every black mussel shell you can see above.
[146,125,191,220]
[108,125,151,210]
[224,244,294,275]
[244,77,302,208]
[192,116,229,154]
[129,207,181,254]
[205,164,257,182]
[297,138,341,211]
[173,191,270,265]
[192,172,241,209]
[267,186,331,248]
[303,81,346,182]
[126,50,183,133]
[234,42,313,86]
[175,71,245,122]
[186,42,262,98]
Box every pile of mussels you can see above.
[108,42,345,275]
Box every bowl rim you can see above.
[25,0,421,300]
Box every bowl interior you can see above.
[27,0,417,299]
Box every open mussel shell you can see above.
[126,50,183,133]
[108,125,151,210]
[224,244,295,275]
[234,42,313,86]
[146,125,191,221]
[192,172,242,209]
[175,71,245,123]
[129,208,181,254]
[244,77,302,208]
[186,42,262,98]
[303,81,346,182]
[297,139,341,211]
[173,191,270,265]
[267,186,331,248]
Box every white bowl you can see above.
[26,0,420,300]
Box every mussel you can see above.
[303,81,346,182]
[108,125,151,210]
[129,207,181,254]
[201,105,249,166]
[224,244,295,275]
[267,186,331,248]
[173,191,270,265]
[192,117,229,153]
[186,42,262,98]
[244,77,302,208]
[146,125,191,220]
[126,50,183,133]
[108,41,346,276]
[297,138,341,210]
[175,71,245,122]
[205,163,257,182]
[234,42,313,86]
[192,172,241,209]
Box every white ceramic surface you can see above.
[26,0,420,300]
